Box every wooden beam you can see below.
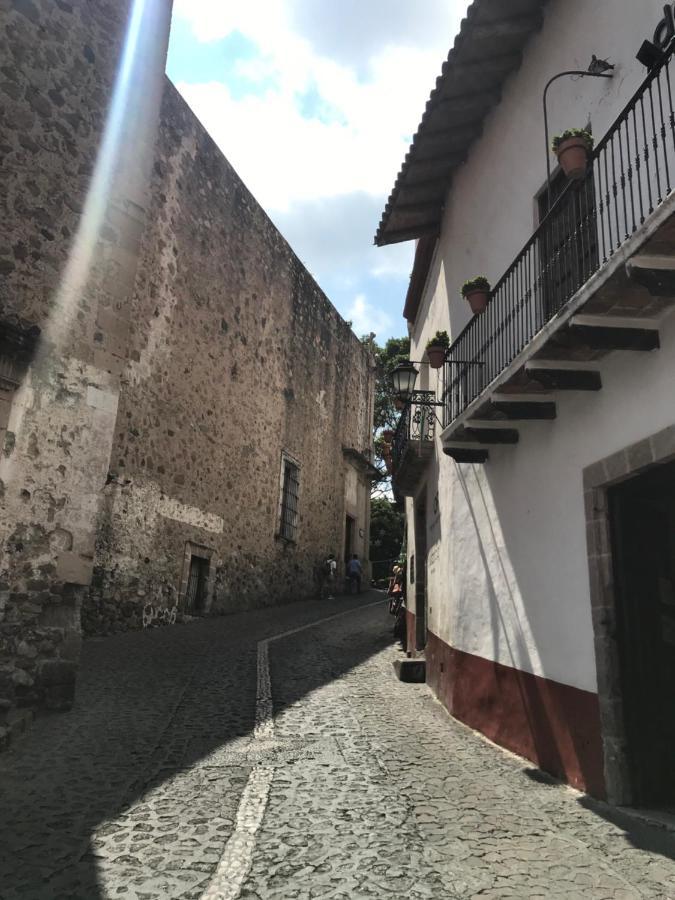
[421,123,483,144]
[568,322,660,352]
[432,92,501,115]
[625,254,675,297]
[408,149,466,168]
[468,14,543,44]
[397,176,452,195]
[393,199,444,215]
[464,427,519,444]
[375,221,440,247]
[443,446,489,464]
[525,364,602,391]
[490,399,557,420]
[436,53,523,86]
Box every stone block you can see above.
[626,437,654,472]
[651,424,675,463]
[583,459,607,489]
[604,449,629,484]
[393,658,426,683]
[55,551,93,586]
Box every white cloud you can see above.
[170,1,470,337]
[269,193,412,284]
[172,1,469,213]
[347,294,393,338]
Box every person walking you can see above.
[346,553,362,594]
[317,553,337,600]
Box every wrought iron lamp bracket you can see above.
[543,58,615,210]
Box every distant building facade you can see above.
[381,0,675,806]
[0,0,375,741]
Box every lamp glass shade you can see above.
[390,361,419,401]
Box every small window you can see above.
[278,455,300,542]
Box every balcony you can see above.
[441,51,675,463]
[392,390,436,495]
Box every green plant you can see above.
[426,330,449,349]
[461,276,491,297]
[551,128,594,153]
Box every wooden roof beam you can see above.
[375,221,440,247]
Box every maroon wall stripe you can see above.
[407,614,605,797]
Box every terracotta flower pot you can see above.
[555,136,590,180]
[381,429,394,442]
[394,397,405,410]
[426,345,447,369]
[464,290,489,315]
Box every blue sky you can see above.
[166,1,469,342]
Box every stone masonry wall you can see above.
[0,0,173,738]
[85,80,374,632]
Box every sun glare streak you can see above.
[42,0,148,351]
[1,0,168,495]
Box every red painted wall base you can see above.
[405,609,416,655]
[410,617,605,797]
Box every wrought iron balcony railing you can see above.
[392,390,436,474]
[443,49,675,427]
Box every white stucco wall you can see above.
[407,0,675,693]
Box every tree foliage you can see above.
[360,334,409,569]
[361,332,410,499]
[370,497,405,577]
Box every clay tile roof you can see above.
[374,0,546,247]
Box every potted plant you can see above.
[393,396,405,410]
[551,128,594,180]
[461,276,491,315]
[425,330,449,369]
[381,429,394,442]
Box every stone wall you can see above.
[0,1,374,740]
[85,80,375,632]
[0,0,173,739]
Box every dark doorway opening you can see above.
[609,460,675,808]
[414,497,427,651]
[186,554,210,615]
[345,515,355,564]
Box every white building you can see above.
[379,0,675,805]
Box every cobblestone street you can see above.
[2,593,675,899]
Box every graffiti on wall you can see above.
[142,583,179,629]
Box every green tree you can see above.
[361,333,410,498]
[369,497,405,582]
[360,334,409,577]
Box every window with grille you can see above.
[278,457,300,542]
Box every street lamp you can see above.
[389,361,419,402]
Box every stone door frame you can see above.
[584,424,675,805]
[179,541,216,615]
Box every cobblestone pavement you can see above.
[2,594,675,899]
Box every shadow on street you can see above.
[0,592,391,899]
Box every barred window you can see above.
[278,457,300,542]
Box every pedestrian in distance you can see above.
[318,553,337,600]
[346,553,362,594]
[388,565,404,614]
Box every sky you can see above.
[166,1,470,343]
